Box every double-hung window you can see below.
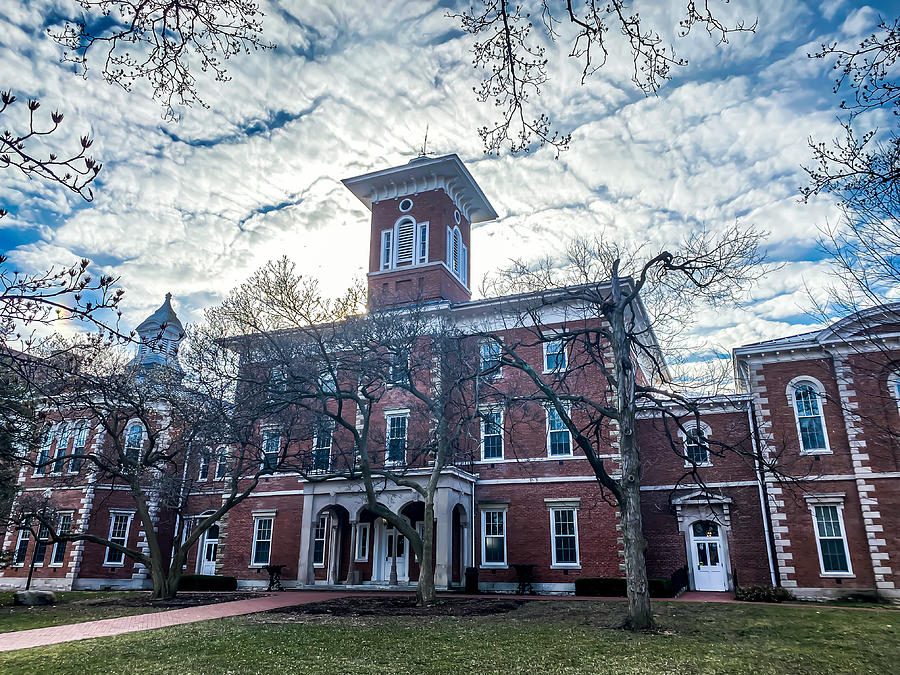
[544,339,567,372]
[36,427,53,475]
[312,422,333,472]
[550,507,579,567]
[481,509,507,567]
[14,526,30,565]
[479,341,501,380]
[387,350,408,385]
[105,512,133,565]
[125,424,143,463]
[198,450,210,480]
[386,413,408,464]
[381,229,393,270]
[547,407,572,457]
[312,515,328,566]
[215,448,229,479]
[812,503,852,575]
[252,516,273,566]
[268,366,286,403]
[318,370,337,395]
[480,410,504,461]
[52,513,73,566]
[262,430,280,471]
[355,522,370,561]
[33,524,50,564]
[792,382,829,452]
[53,424,69,473]
[71,422,88,473]
[684,426,710,465]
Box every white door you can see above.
[199,524,219,576]
[380,523,408,582]
[689,521,728,591]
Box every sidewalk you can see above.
[0,591,343,653]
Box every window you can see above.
[417,222,428,264]
[481,510,507,566]
[479,341,501,380]
[52,513,72,566]
[312,422,333,472]
[14,527,30,565]
[215,448,229,479]
[198,450,210,480]
[53,424,69,473]
[71,422,88,473]
[550,508,579,566]
[252,517,273,566]
[105,512,133,565]
[792,381,829,452]
[446,225,468,285]
[262,430,280,471]
[33,523,50,564]
[386,413,408,464]
[381,230,393,270]
[544,339,567,372]
[125,424,143,462]
[268,366,286,403]
[547,407,572,457]
[480,410,504,460]
[312,514,328,566]
[355,522,370,561]
[813,504,852,575]
[684,426,710,465]
[395,217,416,265]
[399,198,413,212]
[318,370,337,395]
[387,350,408,385]
[36,426,52,475]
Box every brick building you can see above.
[2,155,897,602]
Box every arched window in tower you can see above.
[395,217,416,265]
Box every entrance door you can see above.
[689,521,728,591]
[380,523,408,582]
[199,524,219,576]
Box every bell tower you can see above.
[342,154,497,307]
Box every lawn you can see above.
[0,597,896,674]
[0,590,255,633]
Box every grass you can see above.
[0,591,154,633]
[0,598,896,674]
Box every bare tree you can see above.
[51,0,274,119]
[454,1,755,154]
[474,229,767,629]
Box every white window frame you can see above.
[34,425,53,476]
[479,341,502,380]
[318,370,337,395]
[387,350,409,386]
[543,339,568,373]
[312,514,328,568]
[547,502,581,569]
[385,410,409,465]
[680,422,712,467]
[355,522,370,562]
[251,514,275,567]
[268,366,286,403]
[546,406,573,457]
[889,371,900,417]
[215,447,229,480]
[480,508,508,568]
[124,422,144,463]
[104,511,134,567]
[806,495,854,578]
[52,423,69,474]
[446,225,468,286]
[417,222,429,264]
[787,377,831,455]
[51,512,74,567]
[32,523,50,566]
[394,216,417,266]
[69,421,89,474]
[312,421,333,472]
[480,408,504,461]
[381,229,393,270]
[13,527,30,566]
[261,428,281,471]
[198,449,210,481]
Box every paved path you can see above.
[0,592,346,653]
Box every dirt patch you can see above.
[267,595,526,618]
[71,592,260,609]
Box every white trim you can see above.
[250,515,274,567]
[312,514,328,568]
[640,480,758,491]
[480,507,507,568]
[548,506,580,568]
[355,522,370,562]
[50,511,74,567]
[385,411,408,466]
[476,476,599,485]
[542,339,568,374]
[479,340,503,381]
[545,406,573,458]
[479,408,504,461]
[103,510,135,567]
[679,421,713,467]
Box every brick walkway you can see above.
[0,591,345,653]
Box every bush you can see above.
[574,577,673,598]
[177,574,238,592]
[734,585,794,603]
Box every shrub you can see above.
[574,577,673,598]
[177,574,238,592]
[734,585,794,603]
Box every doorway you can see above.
[688,520,728,591]
[198,523,219,576]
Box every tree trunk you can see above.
[416,499,436,606]
[619,429,652,629]
[150,564,178,600]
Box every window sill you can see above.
[249,564,270,569]
[819,572,854,578]
[480,456,504,463]
[800,450,832,456]
[548,453,574,460]
[542,369,566,375]
[550,564,581,570]
[683,462,713,468]
[480,564,507,570]
[313,563,326,569]
[103,562,125,568]
[354,557,369,563]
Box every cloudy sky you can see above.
[0,1,894,359]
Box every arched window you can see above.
[790,380,829,453]
[889,372,900,417]
[125,424,144,462]
[683,424,711,466]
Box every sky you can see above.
[1,0,897,364]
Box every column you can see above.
[327,516,339,585]
[296,487,316,585]
[434,490,453,588]
[346,520,358,584]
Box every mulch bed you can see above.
[267,595,526,617]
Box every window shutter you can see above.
[381,230,392,270]
[417,223,428,263]
[396,219,415,264]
